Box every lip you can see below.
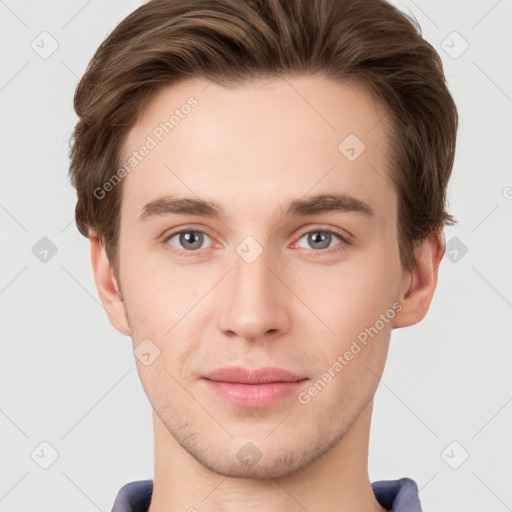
[201,366,309,407]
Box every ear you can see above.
[392,232,445,328]
[89,231,131,336]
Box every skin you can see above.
[89,75,444,512]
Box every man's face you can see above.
[114,75,408,478]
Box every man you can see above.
[68,0,458,510]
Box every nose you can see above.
[217,243,291,342]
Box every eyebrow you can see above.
[139,192,375,221]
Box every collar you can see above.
[111,477,422,512]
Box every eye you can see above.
[295,229,348,251]
[166,230,212,251]
[163,226,351,258]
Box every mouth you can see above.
[201,366,309,407]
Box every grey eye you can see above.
[168,231,212,251]
[296,231,341,250]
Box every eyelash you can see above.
[162,225,352,259]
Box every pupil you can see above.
[181,231,202,249]
[309,232,330,249]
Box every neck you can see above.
[147,400,387,512]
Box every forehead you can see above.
[119,75,394,224]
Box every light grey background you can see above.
[1,0,511,510]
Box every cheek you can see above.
[120,256,211,374]
[118,242,180,327]
[300,248,400,378]
[309,256,398,331]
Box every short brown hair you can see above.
[69,0,458,275]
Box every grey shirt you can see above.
[111,477,423,511]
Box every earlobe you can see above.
[89,231,131,336]
[391,232,445,329]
